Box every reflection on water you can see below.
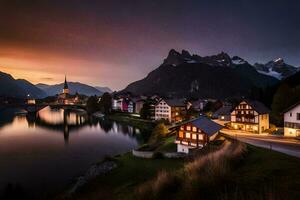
[0,106,145,198]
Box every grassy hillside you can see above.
[67,139,300,200]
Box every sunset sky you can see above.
[0,0,300,90]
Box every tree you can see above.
[86,95,100,114]
[271,84,293,125]
[149,123,169,144]
[99,92,112,114]
[140,102,152,119]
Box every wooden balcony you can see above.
[176,137,205,147]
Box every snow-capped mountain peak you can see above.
[231,56,247,65]
[254,58,298,80]
[274,57,284,63]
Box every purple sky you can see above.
[0,0,299,90]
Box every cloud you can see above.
[40,77,54,81]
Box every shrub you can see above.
[152,152,164,159]
[149,123,169,144]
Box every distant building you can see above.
[155,99,188,122]
[191,99,207,112]
[212,105,233,121]
[27,99,36,105]
[128,100,135,113]
[230,100,270,134]
[283,102,300,137]
[112,97,122,111]
[133,98,145,114]
[175,116,223,153]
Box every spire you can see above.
[64,75,68,89]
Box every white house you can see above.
[155,99,187,122]
[155,99,171,121]
[283,102,300,137]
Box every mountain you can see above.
[122,49,279,99]
[0,71,46,98]
[15,79,47,98]
[254,58,299,80]
[36,82,103,96]
[95,86,112,93]
[280,70,300,88]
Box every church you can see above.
[57,76,79,105]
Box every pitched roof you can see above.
[171,116,223,136]
[213,105,233,116]
[163,99,186,107]
[241,99,270,114]
[189,116,223,136]
[282,101,300,114]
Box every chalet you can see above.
[282,101,300,137]
[230,100,270,134]
[175,116,223,153]
[212,105,232,121]
[155,99,188,122]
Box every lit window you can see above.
[179,131,184,138]
[198,134,203,140]
[180,126,184,130]
[186,132,191,138]
[192,127,197,132]
[186,126,191,131]
[192,134,197,139]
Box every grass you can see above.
[65,138,300,200]
[228,145,300,200]
[107,112,155,132]
[155,136,177,152]
[135,140,247,200]
[136,141,300,200]
[73,153,184,200]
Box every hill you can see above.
[0,71,46,98]
[36,82,104,96]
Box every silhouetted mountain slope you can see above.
[95,86,112,93]
[0,71,46,98]
[15,79,46,98]
[36,82,103,96]
[122,49,279,99]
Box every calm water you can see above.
[0,106,143,197]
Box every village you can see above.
[108,92,300,155]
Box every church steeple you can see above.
[63,75,69,94]
[64,75,68,89]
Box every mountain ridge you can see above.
[122,49,282,98]
[36,82,109,96]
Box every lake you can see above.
[0,106,143,198]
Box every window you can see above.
[179,131,184,138]
[290,112,293,117]
[198,134,204,140]
[192,127,197,132]
[186,126,191,131]
[185,132,191,138]
[297,113,300,120]
[192,134,197,140]
[180,126,184,130]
